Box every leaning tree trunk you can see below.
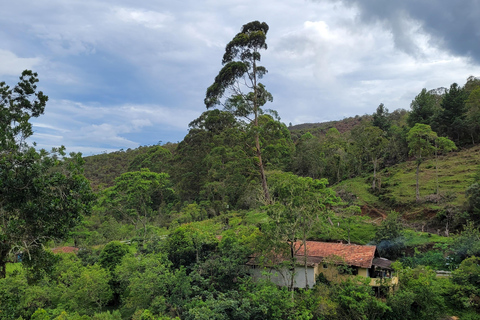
[252,57,271,204]
[256,135,271,204]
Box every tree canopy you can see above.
[205,20,273,203]
[0,71,94,278]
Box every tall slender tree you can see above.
[406,124,438,202]
[205,21,273,203]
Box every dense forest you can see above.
[3,21,480,320]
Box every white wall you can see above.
[249,266,316,288]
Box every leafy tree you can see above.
[407,88,437,128]
[255,115,294,172]
[291,132,324,179]
[465,86,480,144]
[386,265,445,320]
[205,21,273,203]
[164,224,218,269]
[383,124,409,166]
[0,70,48,150]
[321,128,347,184]
[451,222,480,261]
[333,278,390,320]
[433,83,468,145]
[263,171,339,291]
[450,256,480,311]
[98,241,130,272]
[116,253,191,318]
[406,124,438,202]
[0,71,94,278]
[128,145,173,174]
[100,169,175,238]
[338,205,362,245]
[372,103,391,133]
[357,125,388,190]
[193,228,254,292]
[466,167,480,220]
[173,110,258,210]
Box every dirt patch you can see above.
[361,205,387,222]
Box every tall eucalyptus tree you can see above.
[205,21,273,203]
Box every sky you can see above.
[1,0,480,155]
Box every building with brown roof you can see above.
[247,241,397,289]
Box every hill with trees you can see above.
[3,22,480,319]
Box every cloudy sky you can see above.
[2,0,480,155]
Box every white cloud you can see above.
[0,50,41,76]
[114,7,174,29]
[30,99,196,154]
[2,0,480,153]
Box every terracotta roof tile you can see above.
[296,241,376,269]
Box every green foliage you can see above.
[433,82,468,145]
[256,115,294,171]
[407,123,438,164]
[0,70,48,150]
[173,110,259,210]
[98,241,130,272]
[205,20,273,203]
[261,171,339,290]
[450,256,480,311]
[465,86,480,144]
[84,147,158,190]
[451,222,480,261]
[372,103,391,133]
[465,165,480,220]
[100,169,176,238]
[0,71,94,279]
[407,88,438,128]
[128,145,173,173]
[333,278,390,320]
[400,249,451,270]
[164,224,218,269]
[115,252,191,318]
[0,268,28,320]
[91,310,122,320]
[22,247,59,284]
[386,265,445,320]
[193,229,253,292]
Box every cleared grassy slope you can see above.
[334,144,480,213]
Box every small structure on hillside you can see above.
[247,241,397,291]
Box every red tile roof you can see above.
[51,246,79,254]
[296,241,377,269]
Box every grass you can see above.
[346,223,377,245]
[403,229,454,247]
[334,145,480,213]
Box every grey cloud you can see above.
[339,0,480,62]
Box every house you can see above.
[247,241,398,289]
